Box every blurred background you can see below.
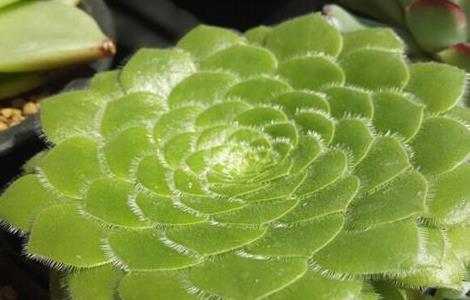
[0,0,328,299]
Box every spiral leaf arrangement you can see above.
[2,12,470,300]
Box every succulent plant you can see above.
[0,0,115,100]
[329,0,470,72]
[2,11,470,300]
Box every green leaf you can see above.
[188,253,308,300]
[67,265,124,300]
[405,62,466,113]
[106,228,201,270]
[0,175,58,231]
[28,204,109,267]
[411,117,470,174]
[84,178,145,227]
[340,48,409,90]
[166,223,266,255]
[201,44,277,77]
[278,55,345,90]
[38,137,102,198]
[41,91,100,143]
[355,136,410,192]
[347,171,427,229]
[427,163,470,225]
[405,0,468,53]
[0,71,49,100]
[270,269,363,299]
[177,25,242,60]
[0,0,112,72]
[323,85,374,119]
[120,49,196,96]
[342,28,404,54]
[372,91,424,140]
[247,213,344,256]
[266,13,343,59]
[314,220,420,275]
[119,271,196,300]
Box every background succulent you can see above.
[2,11,470,300]
[330,0,470,72]
[0,0,115,100]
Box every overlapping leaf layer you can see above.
[2,12,470,300]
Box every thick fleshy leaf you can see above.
[188,253,308,300]
[342,28,404,54]
[314,220,420,275]
[348,171,427,229]
[0,0,113,72]
[438,43,470,71]
[106,228,201,270]
[166,223,266,255]
[201,44,277,77]
[0,71,49,100]
[119,271,196,300]
[104,127,154,178]
[270,269,363,300]
[372,91,424,140]
[177,25,242,59]
[355,136,410,191]
[405,0,468,53]
[168,71,238,107]
[247,213,344,256]
[85,178,144,227]
[411,117,470,174]
[120,49,196,96]
[333,118,373,164]
[278,55,345,90]
[67,265,124,300]
[28,204,108,267]
[38,137,102,198]
[0,175,58,231]
[405,62,466,113]
[265,13,343,59]
[323,85,374,119]
[341,48,409,90]
[427,163,470,225]
[41,91,100,143]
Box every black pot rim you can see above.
[0,0,115,157]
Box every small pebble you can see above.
[23,102,38,115]
[0,122,7,131]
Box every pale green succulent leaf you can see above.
[104,127,154,179]
[333,118,373,164]
[201,44,277,77]
[405,0,468,53]
[177,25,242,60]
[323,85,374,119]
[278,55,345,90]
[28,204,109,267]
[119,271,196,300]
[188,253,308,300]
[106,228,201,270]
[0,175,58,231]
[427,163,470,225]
[340,48,409,90]
[0,0,110,72]
[405,62,466,113]
[265,13,343,59]
[342,28,405,55]
[314,220,420,275]
[37,138,102,198]
[41,91,100,143]
[84,178,145,227]
[67,265,124,300]
[120,49,196,96]
[245,25,271,45]
[411,117,470,175]
[226,77,291,104]
[270,269,363,300]
[372,91,424,141]
[0,72,50,100]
